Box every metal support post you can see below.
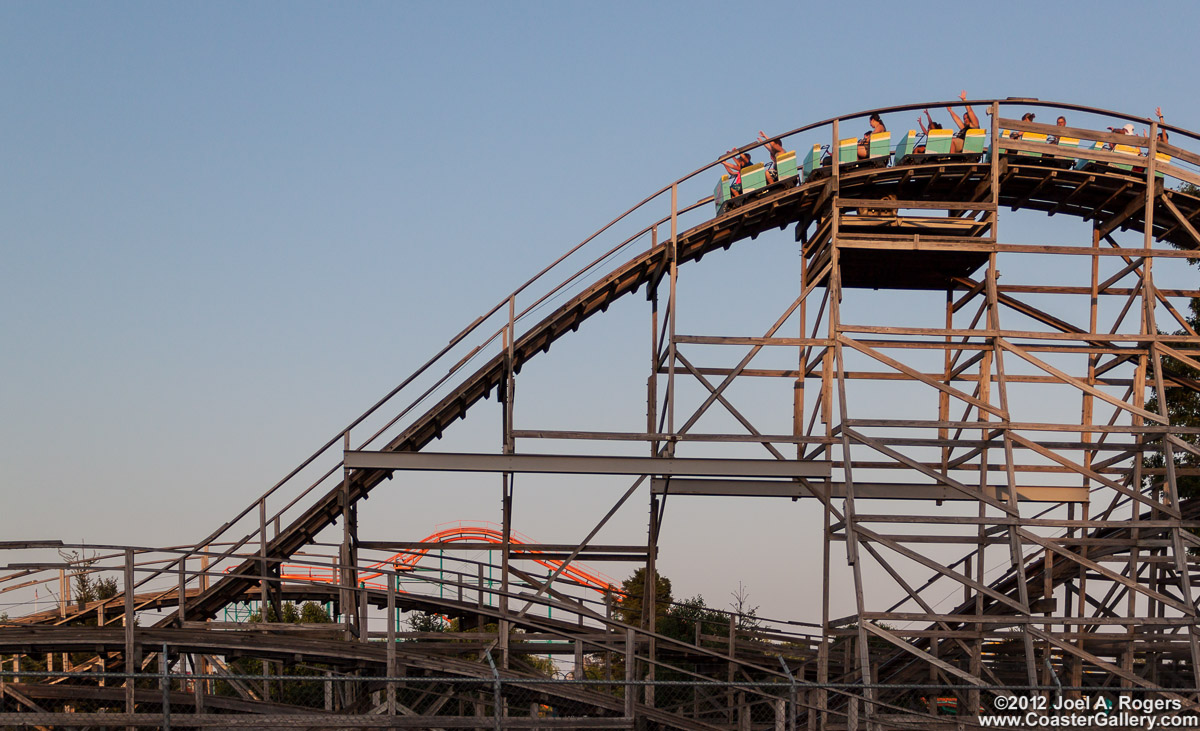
[780,655,798,731]
[485,649,502,731]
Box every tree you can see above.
[613,568,671,629]
[728,581,761,632]
[58,550,119,611]
[250,601,333,624]
[406,610,446,633]
[659,594,727,645]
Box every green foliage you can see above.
[513,651,556,676]
[58,550,120,611]
[406,610,447,633]
[659,594,728,645]
[1179,182,1200,196]
[613,568,672,629]
[247,601,333,624]
[593,569,769,681]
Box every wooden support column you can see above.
[124,548,135,720]
[605,594,613,682]
[986,246,1040,688]
[341,430,358,641]
[643,495,659,708]
[667,183,679,450]
[624,628,635,719]
[727,614,736,725]
[177,556,187,625]
[1075,225,1102,693]
[259,497,274,701]
[649,224,659,459]
[387,572,396,716]
[192,654,205,715]
[499,294,516,671]
[258,499,269,621]
[796,237,807,460]
[58,569,67,619]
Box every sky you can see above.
[3,1,1199,627]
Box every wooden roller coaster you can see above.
[5,97,1200,729]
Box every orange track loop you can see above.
[279,522,619,597]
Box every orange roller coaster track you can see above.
[279,520,620,596]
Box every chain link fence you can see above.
[4,668,1199,729]
[0,668,824,729]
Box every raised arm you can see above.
[721,149,741,176]
[963,105,979,129]
[758,130,784,156]
[919,109,936,134]
[946,106,965,131]
[959,90,979,128]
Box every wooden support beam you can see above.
[344,450,830,478]
[650,478,1086,502]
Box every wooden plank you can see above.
[835,198,997,211]
[650,478,1086,502]
[843,323,1186,342]
[845,418,1200,434]
[833,238,995,252]
[998,118,1150,147]
[991,285,1200,297]
[865,612,1198,626]
[343,450,831,478]
[856,514,1200,529]
[1155,160,1200,190]
[1001,138,1148,167]
[995,244,1200,258]
[1157,140,1200,169]
[674,335,829,346]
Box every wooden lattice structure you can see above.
[5,98,1200,729]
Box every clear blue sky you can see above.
[3,2,1197,622]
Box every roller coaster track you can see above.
[287,522,619,596]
